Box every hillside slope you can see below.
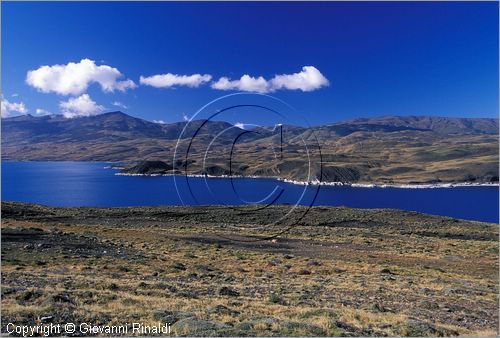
[2,112,498,184]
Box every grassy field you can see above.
[1,202,498,336]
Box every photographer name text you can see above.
[6,322,171,336]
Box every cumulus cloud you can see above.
[139,73,212,88]
[182,113,190,121]
[1,98,28,117]
[112,101,128,109]
[212,75,269,93]
[59,94,105,118]
[211,66,329,93]
[271,66,330,91]
[234,122,246,129]
[35,108,53,116]
[153,120,166,124]
[26,59,137,96]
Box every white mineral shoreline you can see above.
[113,171,499,189]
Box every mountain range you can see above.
[2,111,498,184]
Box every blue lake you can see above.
[2,161,498,223]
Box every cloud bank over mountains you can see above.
[11,59,329,118]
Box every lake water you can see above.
[2,161,498,223]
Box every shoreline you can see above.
[113,171,499,189]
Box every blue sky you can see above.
[1,1,498,125]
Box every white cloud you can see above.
[26,58,137,96]
[11,93,19,97]
[182,113,190,121]
[59,94,105,118]
[211,66,329,93]
[112,101,128,109]
[35,108,52,116]
[212,75,269,93]
[153,120,166,124]
[1,98,28,117]
[140,73,212,88]
[234,122,246,129]
[270,66,329,92]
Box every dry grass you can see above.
[1,202,498,336]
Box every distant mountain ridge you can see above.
[2,111,498,144]
[2,111,498,184]
[336,115,499,135]
[1,111,245,143]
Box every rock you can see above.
[195,265,214,273]
[153,310,193,324]
[218,286,240,297]
[42,293,75,312]
[118,266,130,272]
[81,291,94,299]
[372,303,392,313]
[249,317,280,330]
[442,286,464,296]
[234,321,253,331]
[238,317,324,336]
[419,300,440,310]
[172,318,225,335]
[156,283,176,293]
[298,269,311,275]
[16,290,42,303]
[172,262,186,271]
[405,319,438,336]
[178,290,199,299]
[445,304,466,312]
[1,287,18,296]
[404,318,458,336]
[223,275,236,282]
[268,293,285,305]
[278,320,325,336]
[40,315,54,323]
[108,283,119,291]
[49,293,73,303]
[137,282,149,288]
[334,320,358,333]
[268,258,282,266]
[380,268,394,274]
[208,304,240,316]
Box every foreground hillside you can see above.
[2,112,499,184]
[1,202,498,336]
